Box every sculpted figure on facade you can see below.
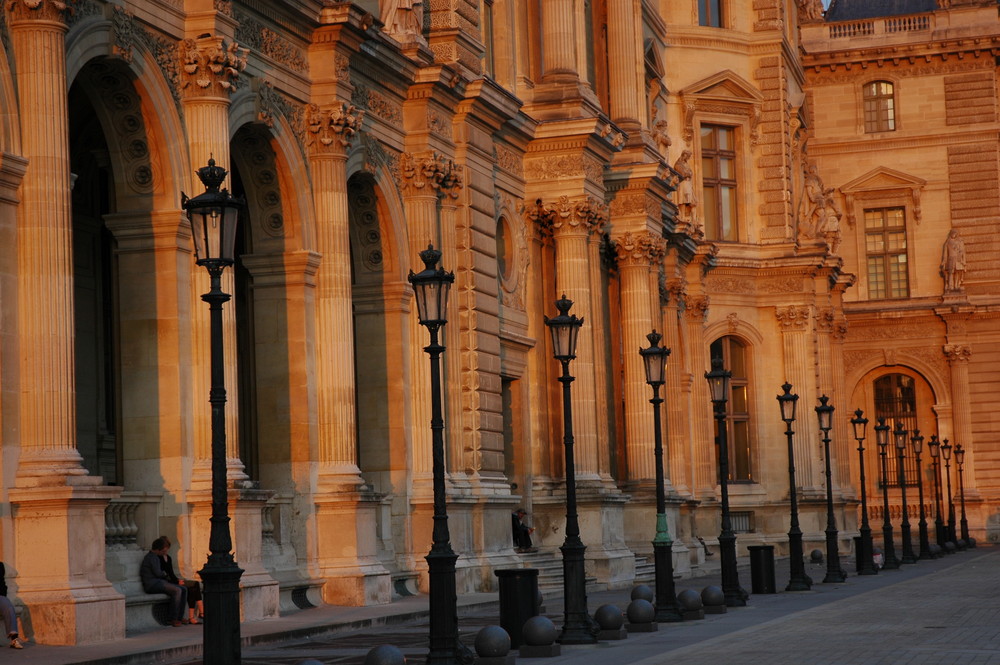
[673,149,698,227]
[380,0,424,42]
[940,229,966,292]
[797,0,825,23]
[798,161,842,251]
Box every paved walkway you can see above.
[7,545,999,665]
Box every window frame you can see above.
[863,206,910,300]
[872,373,921,489]
[699,123,741,242]
[699,0,724,27]
[862,80,897,134]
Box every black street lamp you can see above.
[777,383,811,591]
[408,244,471,665]
[816,396,845,583]
[910,430,932,559]
[875,418,900,569]
[927,435,947,550]
[955,444,971,547]
[850,410,877,575]
[545,295,596,644]
[893,421,916,564]
[182,158,246,665]
[640,331,682,623]
[705,358,748,607]
[941,439,957,548]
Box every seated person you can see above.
[0,563,22,649]
[140,537,189,627]
[511,508,536,552]
[158,536,204,624]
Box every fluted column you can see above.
[606,0,645,131]
[614,231,666,483]
[548,196,606,480]
[540,0,577,82]
[662,280,688,495]
[180,35,248,484]
[306,102,367,488]
[776,305,820,493]
[7,0,123,645]
[944,344,975,489]
[684,295,715,500]
[9,0,88,480]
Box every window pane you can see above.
[702,156,716,178]
[731,420,751,481]
[728,341,746,377]
[864,210,884,229]
[866,233,884,253]
[721,186,737,241]
[702,186,718,237]
[719,157,734,179]
[700,125,715,149]
[731,385,747,412]
[867,257,886,299]
[717,127,732,150]
[886,208,904,226]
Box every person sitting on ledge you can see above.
[511,508,537,553]
[140,537,189,627]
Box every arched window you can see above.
[863,81,895,133]
[710,336,753,481]
[873,373,919,487]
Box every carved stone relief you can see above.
[612,230,665,268]
[305,101,365,155]
[398,151,463,199]
[235,10,308,74]
[233,127,285,238]
[775,305,811,331]
[351,83,403,127]
[180,35,248,97]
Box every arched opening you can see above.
[709,335,753,482]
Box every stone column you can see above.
[548,195,606,481]
[540,0,577,82]
[614,231,665,483]
[179,35,248,485]
[684,295,715,500]
[662,279,688,496]
[6,0,123,645]
[776,305,820,495]
[605,0,644,132]
[305,103,391,604]
[944,344,976,490]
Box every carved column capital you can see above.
[6,0,73,23]
[547,195,607,237]
[612,230,666,268]
[398,151,463,199]
[943,343,972,364]
[180,35,248,98]
[683,294,709,322]
[305,102,365,156]
[776,305,811,331]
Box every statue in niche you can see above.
[798,161,841,244]
[797,0,825,22]
[673,149,698,225]
[380,0,424,42]
[940,229,966,292]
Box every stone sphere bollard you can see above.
[475,625,511,658]
[630,584,654,602]
[364,645,406,665]
[810,549,824,562]
[677,589,702,611]
[594,604,624,630]
[625,598,657,632]
[929,543,942,556]
[700,585,726,614]
[522,615,557,646]
[944,541,957,553]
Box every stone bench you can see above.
[125,592,172,635]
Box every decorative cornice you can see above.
[305,101,364,156]
[180,35,248,98]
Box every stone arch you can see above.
[347,139,409,281]
[846,352,948,413]
[704,315,765,348]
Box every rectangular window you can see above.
[701,124,738,241]
[699,0,723,27]
[865,207,908,299]
[864,81,896,133]
[710,336,752,482]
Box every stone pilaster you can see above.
[6,0,124,645]
[179,34,248,486]
[944,343,976,490]
[614,231,666,483]
[684,294,715,501]
[606,0,645,132]
[776,305,821,495]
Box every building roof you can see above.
[824,0,938,21]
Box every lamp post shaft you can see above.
[821,428,846,583]
[944,459,956,546]
[714,406,747,606]
[958,462,970,545]
[878,448,899,569]
[650,385,681,622]
[200,268,244,665]
[784,421,811,591]
[931,457,946,549]
[424,326,469,665]
[897,447,916,564]
[557,360,596,644]
[854,431,877,575]
[915,454,932,559]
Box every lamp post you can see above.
[850,410,877,575]
[941,439,956,548]
[955,444,970,547]
[927,435,946,550]
[816,396,845,583]
[640,331,682,623]
[545,295,596,644]
[910,430,932,559]
[705,357,748,607]
[875,418,899,569]
[182,158,246,665]
[408,244,471,665]
[777,383,811,591]
[893,421,916,564]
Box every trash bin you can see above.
[854,536,863,574]
[748,545,776,594]
[495,568,539,648]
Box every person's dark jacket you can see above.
[139,550,169,593]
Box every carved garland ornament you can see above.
[234,10,308,74]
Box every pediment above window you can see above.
[840,166,927,227]
[680,70,763,146]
